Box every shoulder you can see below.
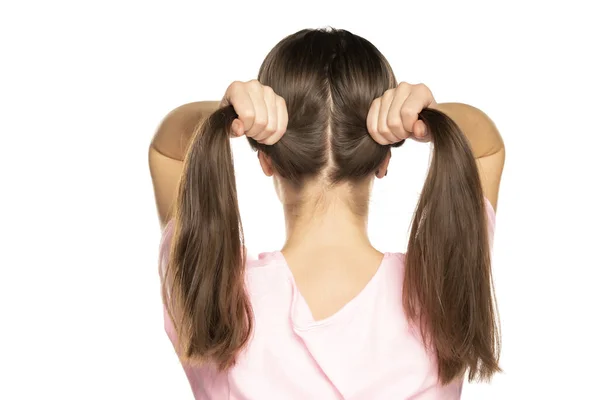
[158,223,280,277]
[385,252,406,265]
[387,196,497,266]
[245,250,285,271]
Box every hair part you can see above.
[163,27,500,383]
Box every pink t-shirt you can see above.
[158,199,496,399]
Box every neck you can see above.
[281,184,374,254]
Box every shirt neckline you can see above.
[267,250,391,331]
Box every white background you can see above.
[1,0,599,399]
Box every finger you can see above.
[388,83,412,141]
[245,82,268,138]
[377,89,397,144]
[255,86,278,143]
[263,96,288,145]
[412,120,431,142]
[367,97,390,145]
[231,87,256,135]
[221,80,242,108]
[366,98,380,135]
[400,83,433,134]
[367,98,389,144]
[232,119,244,136]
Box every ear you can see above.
[375,149,391,179]
[258,151,275,177]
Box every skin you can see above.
[148,81,505,320]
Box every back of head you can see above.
[164,27,500,386]
[251,28,400,186]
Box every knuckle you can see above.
[265,123,277,134]
[238,109,254,121]
[387,114,402,129]
[378,122,391,135]
[254,117,267,129]
[228,80,243,93]
[247,79,262,90]
[400,106,415,119]
[416,83,430,94]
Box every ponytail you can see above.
[404,108,501,383]
[162,105,252,370]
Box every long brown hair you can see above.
[163,28,500,383]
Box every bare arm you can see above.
[148,101,220,228]
[148,80,287,229]
[148,98,504,228]
[434,103,505,210]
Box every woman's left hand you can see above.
[367,82,437,145]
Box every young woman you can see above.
[149,28,505,399]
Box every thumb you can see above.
[231,119,244,136]
[411,120,431,142]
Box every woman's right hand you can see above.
[220,80,288,145]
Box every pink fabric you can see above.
[158,199,496,399]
